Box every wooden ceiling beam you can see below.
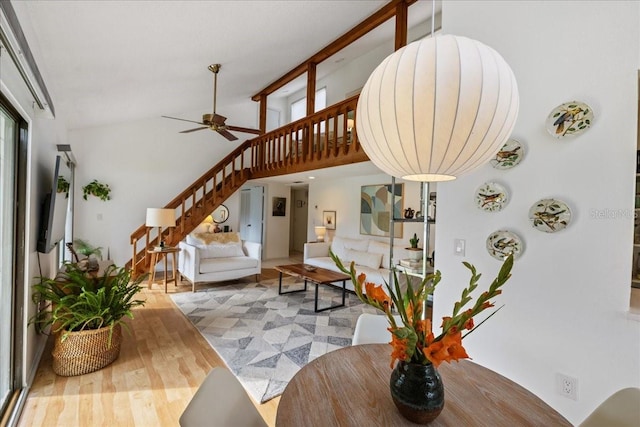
[251,0,417,102]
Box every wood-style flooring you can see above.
[17,270,282,427]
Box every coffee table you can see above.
[274,264,350,312]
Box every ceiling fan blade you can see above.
[226,125,262,135]
[212,113,227,125]
[180,127,209,134]
[162,115,206,126]
[217,129,238,141]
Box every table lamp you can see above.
[146,208,176,250]
[314,226,327,243]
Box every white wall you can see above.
[1,45,70,387]
[263,182,291,259]
[436,1,640,424]
[68,100,256,266]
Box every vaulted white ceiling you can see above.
[11,0,432,133]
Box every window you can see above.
[290,87,327,122]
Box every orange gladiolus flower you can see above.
[416,319,431,335]
[424,331,469,367]
[389,330,410,368]
[365,282,391,310]
[482,301,495,309]
[463,318,474,330]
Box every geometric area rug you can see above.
[170,276,379,403]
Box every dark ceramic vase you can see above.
[390,361,444,424]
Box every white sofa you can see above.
[303,236,416,293]
[178,231,262,292]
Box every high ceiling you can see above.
[11,0,433,132]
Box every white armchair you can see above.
[178,235,261,292]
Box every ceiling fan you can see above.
[162,64,262,141]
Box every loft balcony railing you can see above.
[248,95,367,179]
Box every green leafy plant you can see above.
[72,238,103,260]
[57,176,70,198]
[82,180,111,201]
[409,233,420,249]
[30,263,147,345]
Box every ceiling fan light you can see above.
[356,34,519,182]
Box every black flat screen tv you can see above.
[37,155,71,254]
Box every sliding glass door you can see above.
[0,103,17,412]
[0,96,26,418]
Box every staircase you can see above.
[128,95,369,277]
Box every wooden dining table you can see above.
[276,344,571,426]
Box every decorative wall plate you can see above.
[546,101,593,138]
[529,198,571,232]
[486,230,523,260]
[475,182,508,212]
[491,139,524,169]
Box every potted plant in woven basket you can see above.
[30,262,146,376]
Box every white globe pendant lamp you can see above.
[356,34,519,182]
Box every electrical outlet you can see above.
[556,373,578,400]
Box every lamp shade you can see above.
[356,34,519,181]
[347,118,355,131]
[145,208,176,227]
[314,226,327,242]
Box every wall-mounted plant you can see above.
[57,176,70,198]
[82,180,111,201]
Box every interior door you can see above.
[240,186,264,245]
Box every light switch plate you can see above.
[454,238,465,256]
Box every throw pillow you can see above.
[368,240,389,266]
[199,241,245,258]
[191,231,240,245]
[331,236,370,262]
[344,249,383,270]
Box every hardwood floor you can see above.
[17,270,282,427]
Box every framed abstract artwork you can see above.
[272,197,286,216]
[360,184,403,237]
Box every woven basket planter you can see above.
[52,324,122,376]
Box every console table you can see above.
[147,247,180,292]
[276,344,571,426]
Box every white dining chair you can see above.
[180,368,267,427]
[352,313,401,346]
[579,387,640,427]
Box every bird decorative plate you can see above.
[546,101,593,138]
[491,139,524,169]
[529,198,571,232]
[486,230,523,261]
[475,182,508,212]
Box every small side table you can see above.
[147,247,181,293]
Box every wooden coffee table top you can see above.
[274,263,350,285]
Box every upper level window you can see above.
[290,87,327,122]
